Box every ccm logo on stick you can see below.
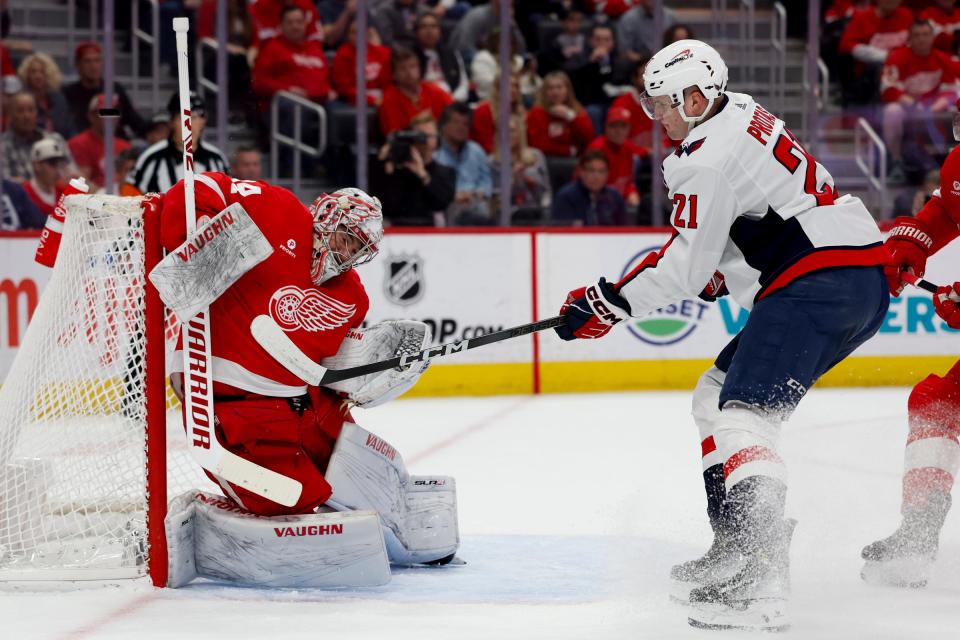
[398,340,468,366]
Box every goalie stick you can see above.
[251,314,565,386]
[173,18,302,507]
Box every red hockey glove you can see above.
[934,282,960,329]
[884,216,934,296]
[698,271,729,302]
[555,277,631,341]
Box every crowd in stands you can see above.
[824,0,960,187]
[0,0,704,230]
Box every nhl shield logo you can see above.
[385,253,424,306]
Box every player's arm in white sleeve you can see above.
[616,164,739,318]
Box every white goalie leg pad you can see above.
[164,491,199,588]
[165,491,391,588]
[326,423,460,564]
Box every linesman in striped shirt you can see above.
[132,91,229,194]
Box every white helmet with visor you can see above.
[310,188,384,285]
[640,39,728,124]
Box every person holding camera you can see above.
[435,102,493,225]
[369,112,456,226]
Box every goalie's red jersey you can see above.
[159,172,369,398]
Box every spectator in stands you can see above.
[132,92,229,194]
[587,106,644,207]
[146,113,171,146]
[568,23,628,135]
[551,149,627,226]
[110,149,142,197]
[249,0,323,46]
[892,168,939,216]
[526,71,595,158]
[920,0,960,53]
[374,0,420,48]
[489,113,551,217]
[0,179,45,230]
[68,95,133,190]
[610,59,656,150]
[449,1,526,64]
[663,23,695,47]
[370,113,456,226]
[317,0,356,48]
[17,53,73,138]
[538,8,586,76]
[61,42,146,140]
[230,145,264,181]
[1,92,73,182]
[252,5,334,108]
[22,138,67,217]
[471,71,525,153]
[331,21,392,106]
[617,0,677,62]
[881,19,958,182]
[838,0,914,104]
[413,12,469,102]
[379,46,454,136]
[198,0,255,122]
[471,28,524,102]
[582,0,635,20]
[434,102,493,225]
[0,41,23,96]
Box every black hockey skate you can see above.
[671,464,744,604]
[861,491,951,588]
[686,518,796,633]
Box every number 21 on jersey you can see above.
[672,193,699,229]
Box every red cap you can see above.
[606,107,631,125]
[75,42,101,63]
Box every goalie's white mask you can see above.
[310,188,384,285]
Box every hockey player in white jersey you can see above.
[554,40,889,631]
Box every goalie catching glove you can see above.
[320,320,432,407]
[555,277,631,341]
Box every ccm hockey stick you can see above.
[173,18,301,507]
[251,314,565,386]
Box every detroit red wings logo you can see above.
[268,285,356,332]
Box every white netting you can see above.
[0,195,210,581]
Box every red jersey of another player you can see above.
[159,172,369,399]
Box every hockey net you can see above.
[0,194,208,584]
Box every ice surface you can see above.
[2,389,959,639]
